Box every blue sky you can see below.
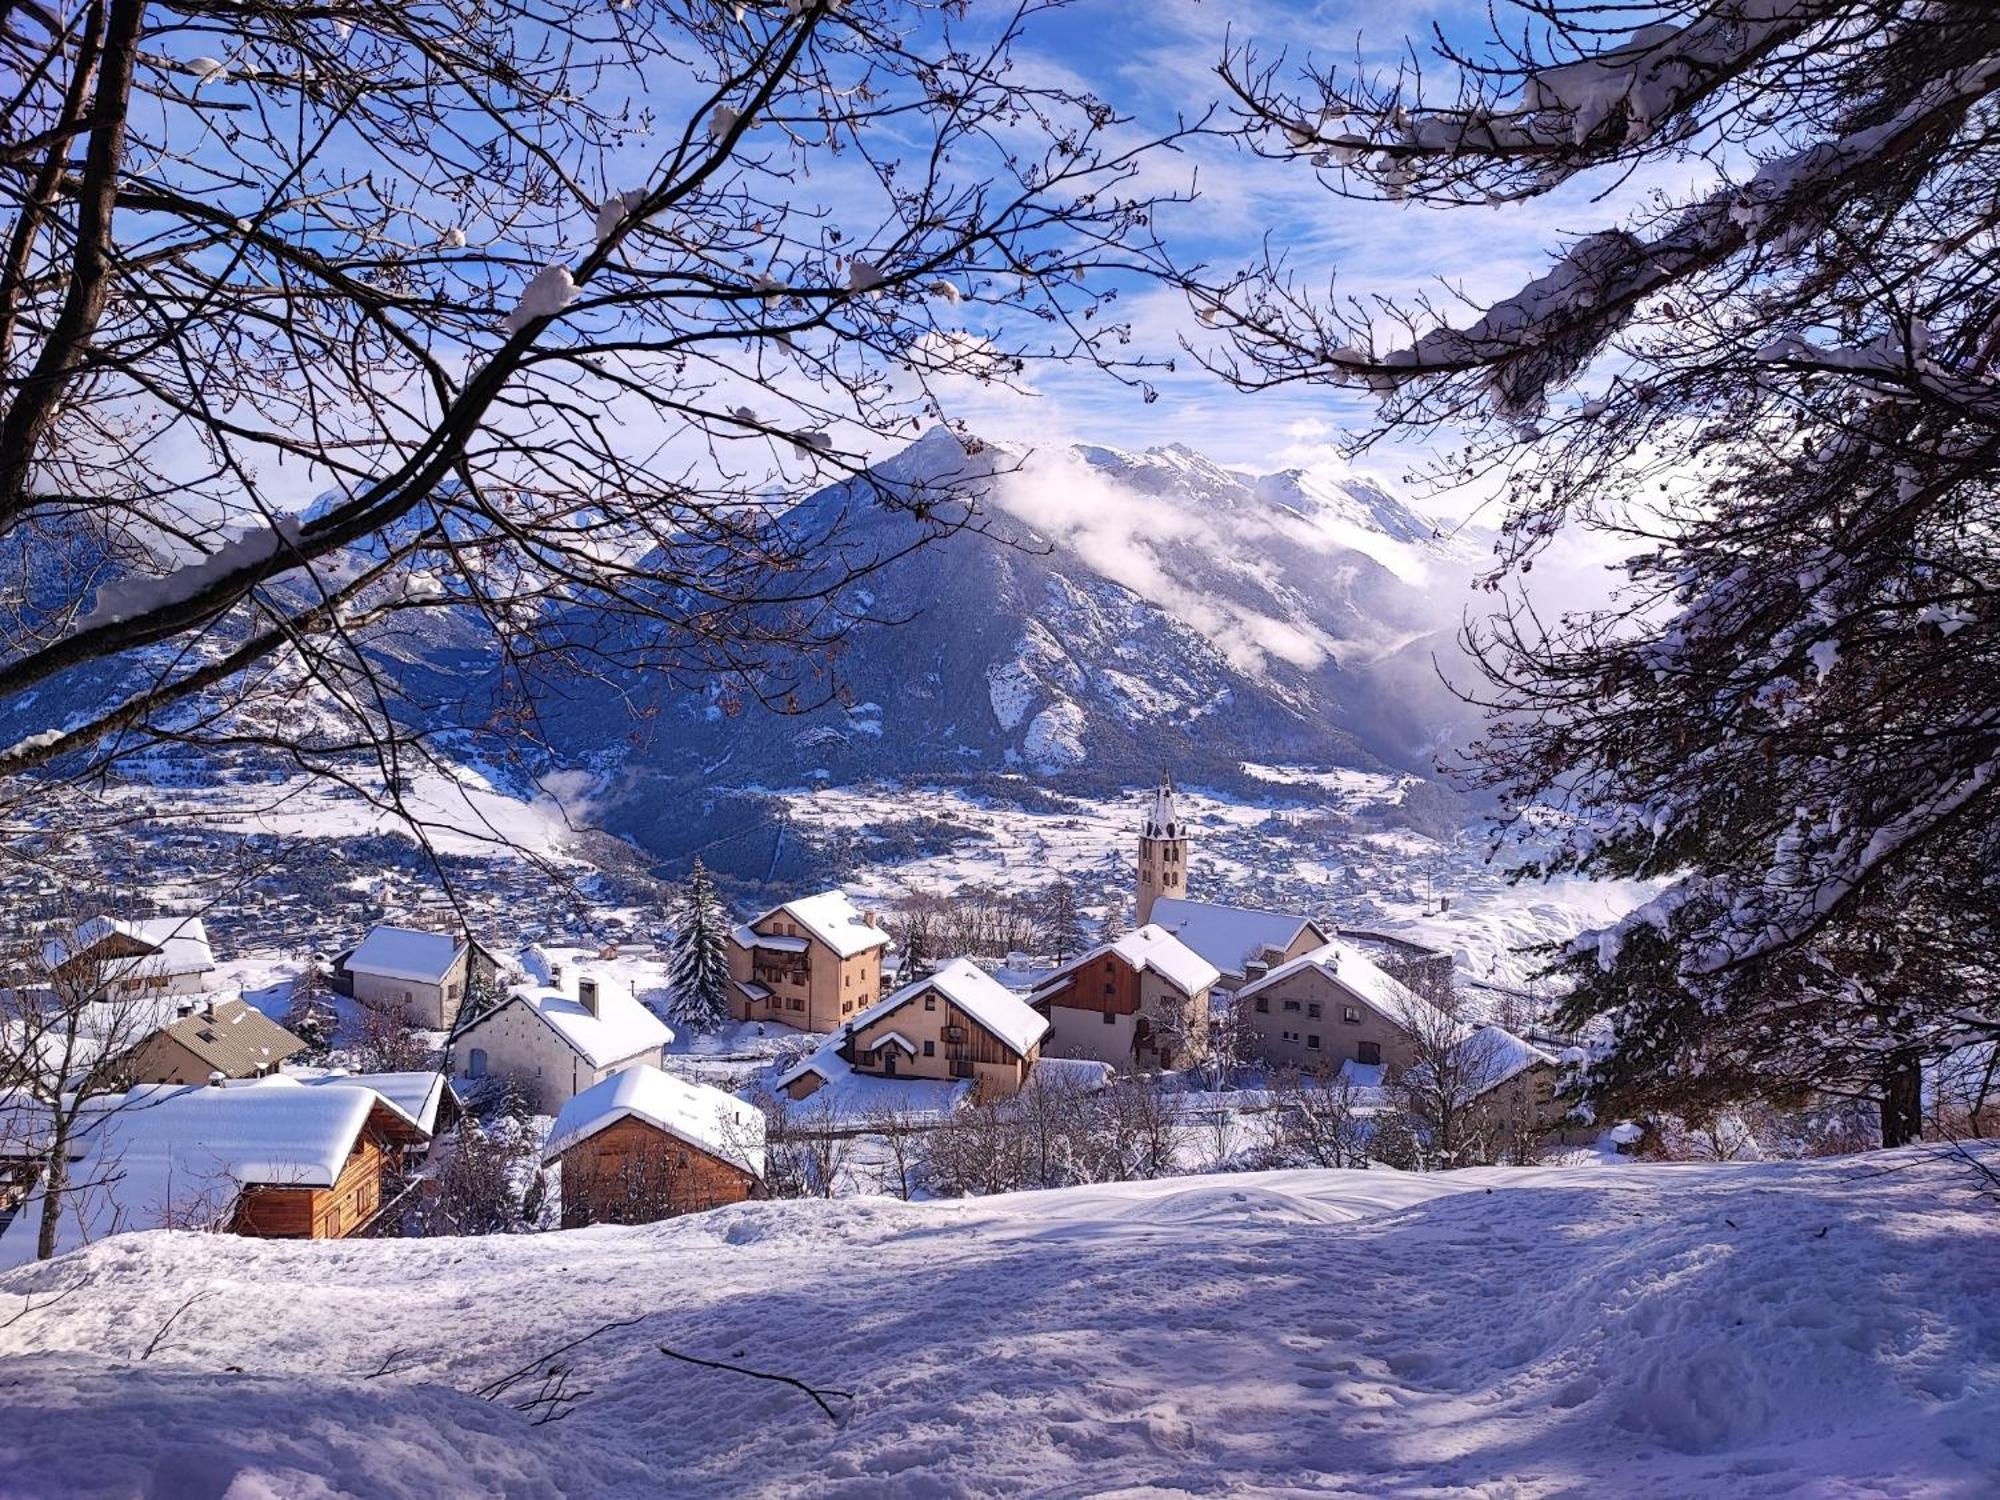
[937,0,1697,520]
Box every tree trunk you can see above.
[1879,1052,1924,1149]
[35,1120,70,1261]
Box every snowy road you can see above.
[1,1150,1996,1497]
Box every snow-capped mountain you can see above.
[541,428,1482,805]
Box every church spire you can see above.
[1142,769,1180,840]
[1136,770,1188,925]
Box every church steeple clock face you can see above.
[1137,771,1190,925]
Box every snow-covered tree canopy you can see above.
[0,0,1191,839]
[1206,1,2000,1138]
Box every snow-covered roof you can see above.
[43,915,215,981]
[863,1031,919,1056]
[852,957,1048,1058]
[1146,897,1323,978]
[344,926,466,985]
[1141,774,1183,840]
[1233,940,1447,1030]
[463,969,671,1069]
[1462,1025,1560,1094]
[0,1075,399,1269]
[296,1069,452,1135]
[752,891,890,959]
[732,924,809,954]
[1031,923,1220,1003]
[769,1039,971,1121]
[544,1064,766,1177]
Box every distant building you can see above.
[1145,897,1329,993]
[545,1064,766,1228]
[449,963,670,1114]
[0,1074,431,1268]
[42,914,216,998]
[330,925,498,1031]
[1129,775,1329,990]
[122,996,303,1084]
[787,958,1048,1102]
[1230,940,1434,1075]
[726,891,890,1033]
[1135,773,1189,925]
[1029,924,1218,1072]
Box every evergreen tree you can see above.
[896,918,933,988]
[282,952,339,1062]
[1215,0,2000,1145]
[1040,877,1087,964]
[667,859,732,1034]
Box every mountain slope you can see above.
[544,428,1480,805]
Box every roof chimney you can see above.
[578,977,601,1017]
[206,1070,227,1088]
[203,998,218,1021]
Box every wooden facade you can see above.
[233,1129,392,1240]
[556,1116,758,1228]
[1034,950,1141,1018]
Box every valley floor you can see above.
[2,1148,1997,1498]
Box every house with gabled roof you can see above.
[331,924,499,1031]
[726,890,890,1033]
[1029,923,1219,1072]
[122,996,304,1084]
[829,958,1048,1100]
[448,961,670,1113]
[0,1074,430,1268]
[545,1064,766,1227]
[1146,896,1330,992]
[42,914,216,998]
[1230,939,1440,1075]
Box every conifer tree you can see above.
[283,952,339,1062]
[1041,878,1087,964]
[668,859,732,1035]
[1213,0,2000,1144]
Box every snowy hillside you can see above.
[4,1149,1995,1497]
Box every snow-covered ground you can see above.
[104,762,589,862]
[4,1148,1995,1497]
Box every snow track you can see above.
[2,1150,1996,1497]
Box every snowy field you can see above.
[104,762,589,863]
[3,1148,1995,1498]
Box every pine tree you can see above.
[1215,0,2000,1145]
[283,952,339,1062]
[668,858,732,1034]
[1040,877,1086,964]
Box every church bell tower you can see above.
[1136,771,1189,926]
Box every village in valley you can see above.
[0,774,1596,1262]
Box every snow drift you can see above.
[2,1149,1995,1497]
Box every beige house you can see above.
[1029,923,1219,1072]
[727,891,889,1033]
[1230,940,1437,1076]
[448,965,670,1113]
[122,997,304,1084]
[829,958,1048,1100]
[332,925,497,1031]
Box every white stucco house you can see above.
[446,964,671,1114]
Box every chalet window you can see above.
[1282,1000,1301,1013]
[950,1059,974,1079]
[843,1001,854,1015]
[1307,1034,1321,1051]
[1282,1030,1299,1044]
[924,995,936,1011]
[1358,1041,1382,1066]
[923,1040,935,1057]
[1254,996,1269,1013]
[788,997,804,1011]
[1307,1003,1322,1019]
[945,1025,965,1043]
[468,1048,488,1079]
[1342,1005,1362,1025]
